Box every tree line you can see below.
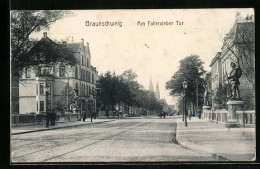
[96,69,165,115]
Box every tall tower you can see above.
[149,77,154,92]
[156,81,160,100]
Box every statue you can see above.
[228,62,242,100]
[203,83,209,105]
[73,89,79,108]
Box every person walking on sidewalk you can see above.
[50,110,56,126]
[188,109,192,120]
[83,111,86,122]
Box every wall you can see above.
[19,97,36,114]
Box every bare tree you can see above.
[220,15,255,89]
[11,10,74,77]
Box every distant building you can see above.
[149,77,160,100]
[210,52,222,108]
[155,82,160,100]
[19,32,99,115]
[149,77,154,92]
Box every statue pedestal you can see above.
[226,100,244,128]
[202,105,211,120]
[73,108,81,121]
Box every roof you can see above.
[209,52,221,67]
[226,22,255,44]
[23,33,76,65]
[62,43,81,53]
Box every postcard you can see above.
[10,9,255,163]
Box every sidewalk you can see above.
[176,117,256,161]
[11,118,115,135]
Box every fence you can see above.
[203,109,255,127]
[11,113,80,127]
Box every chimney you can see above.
[81,38,84,44]
[43,32,47,38]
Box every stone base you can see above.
[226,100,244,128]
[226,121,240,128]
[227,100,244,105]
[244,124,255,128]
[202,105,211,110]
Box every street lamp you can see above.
[45,84,50,127]
[182,81,188,127]
[181,92,184,121]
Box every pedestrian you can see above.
[94,112,96,119]
[46,112,50,127]
[50,110,56,126]
[188,109,192,120]
[198,109,202,119]
[83,111,86,122]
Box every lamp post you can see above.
[182,92,184,121]
[183,81,188,127]
[45,84,50,127]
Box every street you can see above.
[11,117,219,162]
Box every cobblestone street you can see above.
[11,117,219,162]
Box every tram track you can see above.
[12,120,154,161]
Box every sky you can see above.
[30,9,254,105]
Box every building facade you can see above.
[209,20,255,110]
[19,32,99,115]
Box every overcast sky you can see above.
[30,9,254,105]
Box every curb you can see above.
[175,119,230,161]
[11,120,115,135]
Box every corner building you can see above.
[19,32,99,116]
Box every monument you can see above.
[226,62,244,128]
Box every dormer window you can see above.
[25,68,31,78]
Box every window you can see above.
[40,83,44,95]
[37,101,38,111]
[92,73,94,83]
[40,101,44,111]
[89,86,91,96]
[81,84,84,96]
[83,84,85,96]
[82,55,84,65]
[46,83,51,94]
[25,68,30,78]
[81,69,83,79]
[86,85,88,97]
[87,58,89,67]
[75,67,78,78]
[40,66,52,75]
[75,83,78,89]
[36,84,38,95]
[59,66,65,77]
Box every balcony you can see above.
[36,66,54,77]
[35,66,55,81]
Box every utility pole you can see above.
[67,77,69,112]
[196,81,198,117]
